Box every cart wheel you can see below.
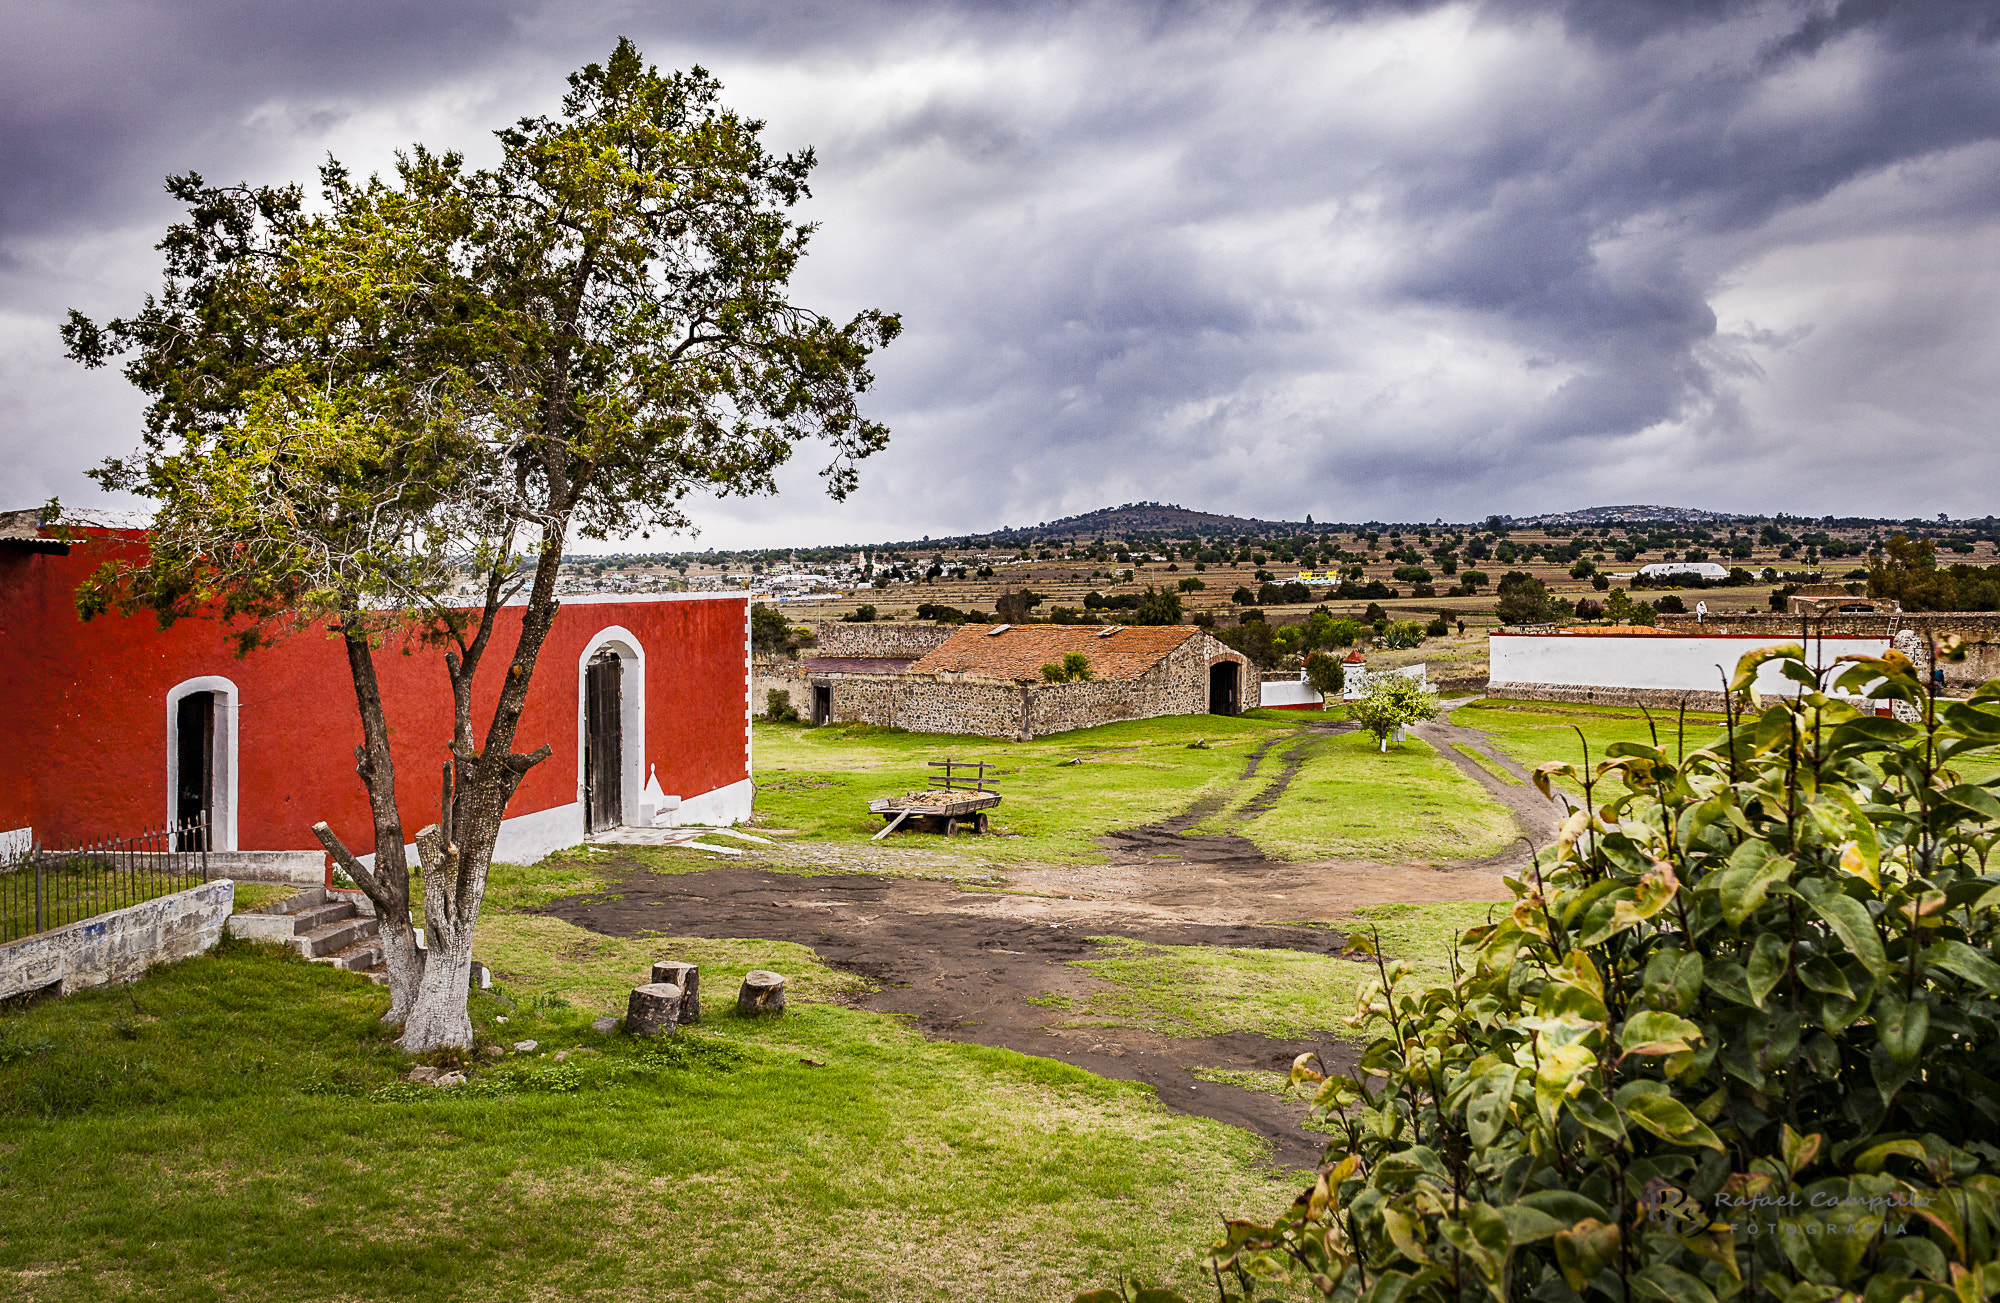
[975,812,990,835]
[945,817,959,837]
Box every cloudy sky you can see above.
[4,1,1997,548]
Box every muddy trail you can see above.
[544,863,1359,1168]
[545,715,1554,1167]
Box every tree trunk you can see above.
[738,970,787,1015]
[650,961,700,1023]
[396,823,482,1052]
[395,538,568,1052]
[625,982,683,1037]
[312,622,424,1024]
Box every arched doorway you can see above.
[1208,660,1240,715]
[584,650,624,833]
[576,627,646,834]
[166,676,238,850]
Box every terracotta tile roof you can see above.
[907,624,1207,683]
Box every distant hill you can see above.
[881,502,1327,548]
[1517,505,1752,526]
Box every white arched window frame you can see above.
[165,675,240,850]
[575,626,646,828]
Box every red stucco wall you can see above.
[0,531,747,852]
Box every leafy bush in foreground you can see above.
[1098,646,2000,1303]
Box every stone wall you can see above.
[751,657,808,717]
[818,631,1253,739]
[1486,683,1734,712]
[812,621,957,659]
[0,878,234,1000]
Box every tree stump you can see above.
[737,970,787,1016]
[650,961,701,1024]
[625,982,683,1037]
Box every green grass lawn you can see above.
[750,714,1297,864]
[753,713,1514,866]
[1450,697,1733,773]
[1219,729,1516,864]
[0,911,1300,1301]
[1032,901,1507,1042]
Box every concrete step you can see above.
[313,937,384,972]
[295,916,379,958]
[288,901,359,934]
[268,887,332,915]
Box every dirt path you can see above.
[543,863,1359,1167]
[547,716,1543,1168]
[1414,701,1568,848]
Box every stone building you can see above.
[763,621,1255,740]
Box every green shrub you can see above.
[1119,647,2000,1302]
[1382,620,1426,649]
[764,689,799,722]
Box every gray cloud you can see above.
[4,0,1998,545]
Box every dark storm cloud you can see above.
[4,0,1999,540]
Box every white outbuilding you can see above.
[1638,561,1729,582]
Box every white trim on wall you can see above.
[677,777,754,828]
[165,676,239,850]
[575,625,646,832]
[1,827,29,860]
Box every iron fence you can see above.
[1,818,210,944]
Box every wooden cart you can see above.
[868,759,1002,839]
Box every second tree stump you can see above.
[737,970,787,1016]
[650,961,701,1024]
[626,982,684,1037]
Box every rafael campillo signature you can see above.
[1641,1181,1932,1237]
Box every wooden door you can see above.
[175,692,214,850]
[585,654,623,832]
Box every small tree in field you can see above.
[1304,650,1345,702]
[62,41,898,1050]
[1350,673,1439,751]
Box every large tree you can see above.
[63,41,900,1050]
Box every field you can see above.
[0,705,1667,1300]
[752,712,1515,866]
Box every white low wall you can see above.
[1489,634,1889,698]
[1260,680,1325,709]
[0,878,234,1000]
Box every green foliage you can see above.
[1868,533,2000,612]
[1135,585,1185,625]
[1351,674,1440,750]
[1305,651,1345,699]
[751,603,803,657]
[764,688,800,722]
[1424,613,1451,638]
[1603,587,1656,626]
[996,588,1045,622]
[1042,653,1096,684]
[1381,620,1426,650]
[841,603,878,623]
[1215,617,1281,669]
[1149,647,2000,1302]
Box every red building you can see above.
[0,511,751,873]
